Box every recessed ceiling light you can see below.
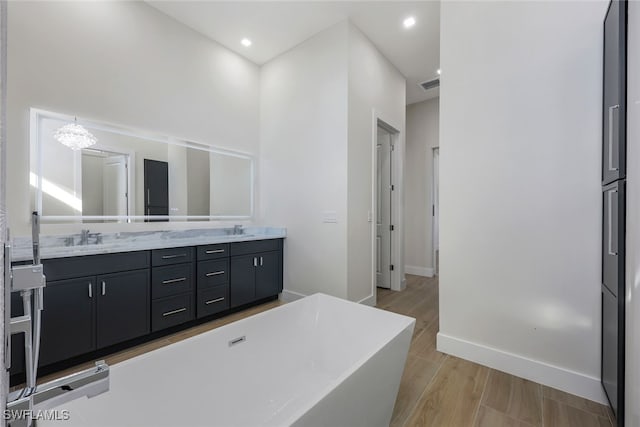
[437,69,441,75]
[403,16,416,29]
[241,38,252,47]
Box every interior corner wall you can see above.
[438,0,607,403]
[346,23,405,303]
[7,1,260,236]
[259,22,350,300]
[405,98,439,277]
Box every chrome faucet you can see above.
[79,229,102,245]
[80,229,90,245]
[233,225,243,235]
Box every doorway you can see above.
[376,125,394,289]
[432,147,439,275]
[80,148,131,219]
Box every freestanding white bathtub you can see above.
[40,293,415,427]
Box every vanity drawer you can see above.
[197,259,229,290]
[197,244,229,261]
[152,294,194,332]
[152,264,193,299]
[230,239,282,257]
[44,251,150,281]
[197,285,229,318]
[151,247,194,266]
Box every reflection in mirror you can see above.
[31,109,254,222]
[82,148,130,219]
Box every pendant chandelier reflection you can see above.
[53,118,97,150]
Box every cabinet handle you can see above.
[162,307,187,317]
[147,188,150,203]
[205,249,225,254]
[608,104,620,172]
[101,281,106,296]
[205,271,225,277]
[608,189,618,256]
[260,256,263,266]
[205,297,225,305]
[253,257,257,267]
[88,283,92,298]
[162,253,187,259]
[162,277,186,285]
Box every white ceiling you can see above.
[147,1,440,105]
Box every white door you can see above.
[102,155,128,216]
[376,128,393,289]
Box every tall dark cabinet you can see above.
[602,1,627,425]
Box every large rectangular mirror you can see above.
[30,109,254,222]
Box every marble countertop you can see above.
[11,227,286,262]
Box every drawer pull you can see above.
[205,271,225,277]
[162,277,187,285]
[206,249,225,254]
[205,297,225,305]
[162,253,187,259]
[163,307,187,317]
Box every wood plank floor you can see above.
[29,275,612,427]
[381,275,614,427]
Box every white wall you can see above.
[8,1,260,236]
[260,21,405,303]
[167,143,188,219]
[347,24,405,303]
[438,1,608,403]
[405,98,439,277]
[81,154,104,216]
[626,1,640,424]
[260,21,350,300]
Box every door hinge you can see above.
[390,225,394,231]
[390,264,395,271]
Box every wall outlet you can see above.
[322,211,338,223]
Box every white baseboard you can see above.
[280,289,306,303]
[358,294,376,306]
[405,265,434,277]
[437,332,608,405]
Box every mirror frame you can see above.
[30,108,255,222]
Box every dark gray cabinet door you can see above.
[230,255,256,308]
[603,181,625,297]
[39,277,96,366]
[144,159,169,217]
[602,0,626,185]
[602,284,623,419]
[255,251,280,300]
[96,270,150,349]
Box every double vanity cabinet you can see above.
[10,237,283,383]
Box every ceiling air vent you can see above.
[419,78,440,91]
